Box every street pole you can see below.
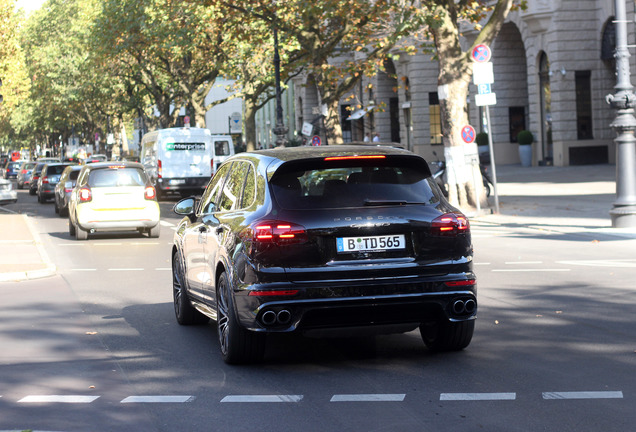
[272,24,288,147]
[606,0,636,227]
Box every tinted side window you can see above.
[241,164,256,209]
[218,161,248,212]
[199,163,231,214]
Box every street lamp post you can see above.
[606,0,636,228]
[272,23,288,147]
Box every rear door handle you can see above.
[216,226,224,234]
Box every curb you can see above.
[0,214,57,282]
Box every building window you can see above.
[575,70,593,140]
[509,107,526,142]
[429,92,442,145]
[341,105,352,142]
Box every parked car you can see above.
[37,162,75,203]
[0,178,17,205]
[3,160,22,179]
[29,162,47,196]
[68,161,160,240]
[54,165,83,216]
[16,161,37,189]
[171,145,476,364]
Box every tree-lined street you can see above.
[1,164,635,431]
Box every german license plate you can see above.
[336,234,406,253]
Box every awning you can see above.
[346,106,375,121]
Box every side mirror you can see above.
[173,197,196,216]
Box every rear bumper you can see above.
[156,177,208,192]
[233,276,477,333]
[77,205,160,231]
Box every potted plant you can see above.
[516,130,533,167]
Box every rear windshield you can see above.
[88,167,147,187]
[47,165,70,175]
[69,170,80,181]
[270,156,441,209]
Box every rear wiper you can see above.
[363,199,426,206]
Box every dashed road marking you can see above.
[107,268,144,271]
[557,259,636,268]
[542,391,623,400]
[220,395,303,403]
[440,393,516,401]
[492,269,570,272]
[18,395,100,403]
[331,394,405,402]
[121,396,195,403]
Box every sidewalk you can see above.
[0,163,634,282]
[0,210,56,282]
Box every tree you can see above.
[222,0,422,145]
[423,0,523,209]
[93,0,231,129]
[0,0,31,148]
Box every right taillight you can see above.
[79,186,92,203]
[157,160,162,178]
[431,213,469,236]
[250,220,308,245]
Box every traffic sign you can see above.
[478,83,491,95]
[475,92,497,106]
[311,135,321,146]
[471,44,491,63]
[461,125,476,144]
[473,62,494,85]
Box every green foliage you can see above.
[475,132,489,146]
[516,130,534,145]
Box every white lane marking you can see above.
[220,395,303,403]
[492,269,570,272]
[94,243,123,246]
[155,268,171,271]
[543,391,623,400]
[440,393,516,401]
[71,268,97,271]
[330,394,405,402]
[107,268,144,271]
[18,395,100,403]
[121,396,194,403]
[474,262,491,266]
[557,259,636,268]
[505,261,543,265]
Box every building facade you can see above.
[288,0,630,167]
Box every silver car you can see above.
[0,178,17,205]
[16,161,37,190]
[54,165,82,217]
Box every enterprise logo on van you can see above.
[166,142,205,151]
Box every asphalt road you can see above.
[1,186,635,432]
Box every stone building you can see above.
[286,0,628,167]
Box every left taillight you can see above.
[79,186,92,203]
[250,220,308,245]
[144,185,157,200]
[431,213,469,236]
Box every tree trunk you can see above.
[323,98,343,144]
[243,98,257,152]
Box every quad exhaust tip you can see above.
[260,309,292,326]
[452,298,477,316]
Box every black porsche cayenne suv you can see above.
[172,145,476,364]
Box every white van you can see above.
[140,127,234,198]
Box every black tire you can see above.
[68,217,76,236]
[217,271,265,364]
[17,182,22,190]
[54,200,59,214]
[29,187,36,196]
[37,193,42,203]
[148,224,161,238]
[420,319,474,352]
[172,251,208,325]
[59,205,68,217]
